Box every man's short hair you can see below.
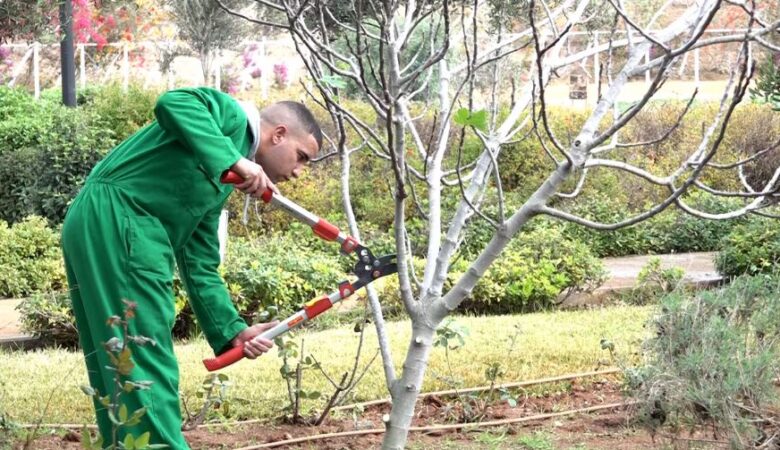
[261,101,323,151]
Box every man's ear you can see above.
[272,124,288,144]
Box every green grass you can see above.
[0,305,653,426]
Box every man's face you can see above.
[256,125,319,183]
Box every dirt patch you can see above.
[17,381,726,449]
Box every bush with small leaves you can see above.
[627,275,780,448]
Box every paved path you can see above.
[0,252,721,343]
[562,252,721,306]
[0,298,26,339]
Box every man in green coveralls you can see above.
[61,87,322,449]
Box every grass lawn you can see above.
[0,305,653,426]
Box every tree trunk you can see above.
[382,321,437,450]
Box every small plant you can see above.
[517,430,555,450]
[433,321,525,423]
[79,300,166,450]
[276,308,376,426]
[277,336,321,423]
[624,257,685,305]
[181,373,237,430]
[751,55,780,110]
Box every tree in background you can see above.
[220,1,780,448]
[164,0,251,84]
[0,1,58,43]
[0,0,163,45]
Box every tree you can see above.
[165,0,252,84]
[0,1,58,43]
[218,0,780,448]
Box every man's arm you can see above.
[154,87,245,180]
[175,206,246,355]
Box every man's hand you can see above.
[230,158,279,198]
[231,321,279,359]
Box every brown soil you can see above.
[17,381,724,450]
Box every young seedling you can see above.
[80,300,166,450]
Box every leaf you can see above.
[453,108,470,125]
[122,432,135,449]
[81,426,96,449]
[119,404,128,423]
[80,385,95,396]
[134,432,150,448]
[117,347,135,375]
[217,373,229,382]
[452,108,488,132]
[320,75,348,89]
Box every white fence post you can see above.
[215,52,221,91]
[33,42,40,99]
[79,44,86,89]
[123,42,129,93]
[8,47,33,88]
[260,38,267,99]
[593,31,600,83]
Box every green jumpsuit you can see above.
[61,87,253,449]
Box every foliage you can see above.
[0,87,116,224]
[716,217,780,278]
[462,227,606,313]
[0,216,65,298]
[432,319,522,422]
[751,55,780,111]
[627,275,780,449]
[182,373,237,429]
[222,235,347,321]
[0,0,165,46]
[164,0,252,81]
[80,300,165,450]
[78,83,157,141]
[623,257,685,306]
[17,291,76,346]
[556,191,745,257]
[0,0,58,43]
[381,226,606,315]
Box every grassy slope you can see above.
[0,305,652,424]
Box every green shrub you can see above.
[222,235,347,320]
[627,275,780,448]
[716,218,780,277]
[379,226,606,315]
[623,257,685,306]
[87,83,157,141]
[0,216,66,298]
[556,192,745,257]
[17,291,78,347]
[0,88,116,223]
[461,227,606,314]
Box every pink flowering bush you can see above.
[242,43,263,79]
[273,63,289,88]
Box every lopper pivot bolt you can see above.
[201,170,398,372]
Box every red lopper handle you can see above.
[220,170,274,203]
[202,345,246,371]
